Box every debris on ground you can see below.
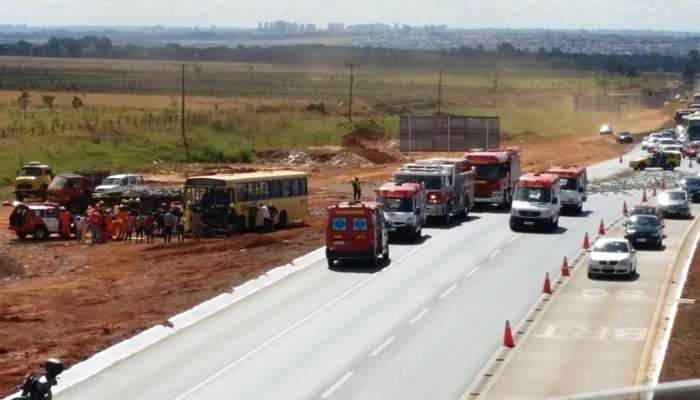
[588,170,690,196]
[0,255,24,279]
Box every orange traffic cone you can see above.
[561,256,570,277]
[623,201,629,216]
[598,219,606,235]
[503,320,515,348]
[543,272,553,294]
[583,232,590,250]
[652,187,657,197]
[642,189,648,202]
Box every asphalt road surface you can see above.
[55,148,699,400]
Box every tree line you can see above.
[1,36,698,77]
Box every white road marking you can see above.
[321,371,354,398]
[409,308,430,325]
[370,337,395,357]
[489,249,501,260]
[439,284,458,299]
[466,266,481,277]
[172,229,451,400]
[507,235,520,244]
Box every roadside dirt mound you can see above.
[342,128,389,148]
[353,148,397,164]
[0,255,24,279]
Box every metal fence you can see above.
[399,115,500,152]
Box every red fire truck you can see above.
[394,158,475,225]
[326,201,390,268]
[464,149,521,209]
[375,181,426,240]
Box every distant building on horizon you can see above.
[328,22,345,34]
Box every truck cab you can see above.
[94,174,145,193]
[9,202,72,240]
[375,181,426,241]
[326,202,390,268]
[546,165,587,214]
[14,161,53,201]
[48,171,110,214]
[509,173,561,232]
[464,148,521,209]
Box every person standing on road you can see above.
[191,206,204,242]
[175,210,185,244]
[352,177,361,202]
[163,209,177,244]
[227,204,238,236]
[89,206,102,244]
[145,212,156,244]
[135,212,146,243]
[260,203,272,232]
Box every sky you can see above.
[4,0,700,32]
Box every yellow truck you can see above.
[629,151,680,171]
[14,161,53,201]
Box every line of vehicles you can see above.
[324,148,592,267]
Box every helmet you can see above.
[44,358,64,377]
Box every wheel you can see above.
[509,219,519,232]
[552,217,559,231]
[16,232,27,240]
[415,227,422,241]
[639,164,646,171]
[588,272,596,279]
[34,226,49,241]
[382,247,389,264]
[576,204,583,215]
[277,211,288,228]
[657,240,663,250]
[444,211,451,225]
[327,258,335,268]
[667,163,676,171]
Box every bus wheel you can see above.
[277,211,288,228]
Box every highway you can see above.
[54,148,693,400]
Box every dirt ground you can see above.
[0,110,670,395]
[660,242,700,382]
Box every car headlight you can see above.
[626,229,635,234]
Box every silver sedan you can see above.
[588,238,637,280]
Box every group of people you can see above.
[73,199,190,245]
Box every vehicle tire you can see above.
[34,226,49,241]
[639,164,646,171]
[576,203,583,215]
[327,258,335,268]
[552,217,559,232]
[414,228,422,241]
[16,232,27,240]
[509,219,519,232]
[277,211,288,228]
[667,163,676,171]
[657,240,663,250]
[444,210,451,225]
[588,272,596,279]
[382,247,390,265]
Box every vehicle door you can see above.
[42,208,60,232]
[376,209,389,253]
[552,186,561,218]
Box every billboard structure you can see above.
[399,115,500,152]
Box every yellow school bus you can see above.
[184,171,309,231]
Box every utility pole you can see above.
[181,63,191,162]
[437,68,443,114]
[345,64,359,122]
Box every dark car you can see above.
[681,177,700,202]
[616,131,633,144]
[624,214,664,249]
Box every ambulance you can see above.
[325,202,390,268]
[509,173,562,232]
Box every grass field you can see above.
[0,55,679,197]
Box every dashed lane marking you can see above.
[439,284,458,299]
[369,337,395,357]
[409,308,430,325]
[321,371,354,398]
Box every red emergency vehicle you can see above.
[464,148,521,209]
[546,165,588,214]
[9,202,72,240]
[326,201,390,268]
[375,181,426,240]
[509,173,561,232]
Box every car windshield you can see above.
[558,177,578,191]
[514,187,551,203]
[630,215,659,227]
[593,241,629,253]
[659,140,676,145]
[683,178,700,186]
[475,164,507,180]
[102,177,124,185]
[48,176,67,189]
[661,192,687,201]
[395,174,442,190]
[19,167,43,177]
[379,197,413,212]
[631,207,656,216]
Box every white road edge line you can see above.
[466,266,481,277]
[409,308,430,325]
[507,236,520,244]
[172,230,450,400]
[321,371,355,399]
[489,249,501,260]
[370,337,395,357]
[439,284,458,299]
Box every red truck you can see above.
[375,181,426,241]
[464,149,521,209]
[47,171,110,214]
[394,158,475,224]
[326,201,390,268]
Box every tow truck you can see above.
[509,173,562,232]
[546,165,588,214]
[394,158,474,224]
[326,201,390,268]
[464,148,521,209]
[375,181,426,241]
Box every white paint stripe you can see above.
[439,284,458,299]
[466,266,481,277]
[321,371,355,398]
[370,337,395,357]
[507,236,520,244]
[489,249,501,260]
[409,308,430,325]
[172,230,450,400]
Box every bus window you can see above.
[249,182,261,201]
[292,179,301,197]
[226,188,235,204]
[261,181,271,200]
[237,183,249,202]
[282,179,292,197]
[271,180,282,199]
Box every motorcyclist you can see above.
[12,358,64,400]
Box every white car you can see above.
[588,238,637,280]
[95,174,145,193]
[599,124,613,135]
[657,138,683,153]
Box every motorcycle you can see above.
[11,359,64,400]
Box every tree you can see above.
[72,96,84,109]
[17,90,30,117]
[42,95,55,109]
